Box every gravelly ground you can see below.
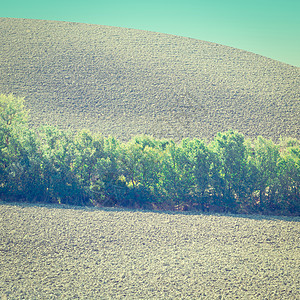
[0,18,299,142]
[0,202,299,299]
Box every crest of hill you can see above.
[0,18,299,141]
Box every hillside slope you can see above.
[0,18,299,141]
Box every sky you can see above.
[1,0,299,67]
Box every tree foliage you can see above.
[1,94,299,216]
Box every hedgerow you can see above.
[1,94,299,215]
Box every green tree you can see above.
[16,129,46,202]
[181,138,213,209]
[158,140,194,208]
[37,125,88,205]
[73,130,105,191]
[277,139,300,214]
[117,136,161,207]
[252,136,280,212]
[91,137,128,207]
[0,94,28,198]
[210,130,248,211]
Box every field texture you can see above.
[0,202,299,299]
[0,18,299,142]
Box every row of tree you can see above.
[1,94,299,215]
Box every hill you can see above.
[0,18,299,141]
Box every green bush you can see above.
[0,94,299,215]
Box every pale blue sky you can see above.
[1,0,299,66]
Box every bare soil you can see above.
[1,18,299,142]
[0,202,299,299]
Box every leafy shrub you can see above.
[0,94,299,215]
